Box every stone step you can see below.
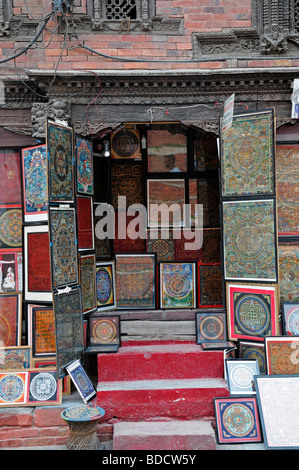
[113,419,217,451]
[97,342,225,382]
[97,377,229,421]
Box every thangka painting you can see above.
[194,130,219,172]
[22,144,48,223]
[190,178,220,228]
[53,286,84,378]
[77,196,94,251]
[278,244,299,303]
[94,202,112,259]
[214,396,262,445]
[49,207,78,289]
[0,249,22,292]
[147,128,188,173]
[0,293,22,346]
[0,346,32,370]
[265,336,299,375]
[23,225,52,302]
[79,254,97,315]
[114,214,146,253]
[276,145,299,236]
[31,306,56,358]
[281,303,299,336]
[75,135,93,195]
[66,359,96,404]
[220,109,275,197]
[226,283,279,342]
[111,162,144,211]
[111,128,142,160]
[88,314,120,350]
[195,311,227,344]
[201,229,221,263]
[222,199,278,282]
[173,229,201,262]
[147,179,185,228]
[0,205,22,249]
[0,150,21,204]
[225,359,260,396]
[0,369,62,407]
[160,262,196,309]
[198,264,223,307]
[115,254,156,309]
[147,229,175,262]
[238,340,266,375]
[46,120,74,203]
[96,261,116,311]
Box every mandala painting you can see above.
[195,311,227,344]
[214,397,262,444]
[88,314,120,348]
[0,150,21,204]
[278,244,299,303]
[220,109,275,197]
[281,303,299,336]
[53,286,84,378]
[238,340,266,375]
[66,359,96,404]
[76,135,93,195]
[276,145,299,235]
[222,199,278,282]
[111,162,144,211]
[0,372,27,406]
[24,225,52,302]
[115,254,155,309]
[255,375,299,449]
[111,128,141,160]
[160,262,196,309]
[0,205,22,249]
[265,336,299,375]
[226,283,279,342]
[27,370,61,405]
[96,261,116,311]
[0,293,21,346]
[46,120,74,203]
[49,207,78,289]
[79,254,97,314]
[225,359,260,395]
[147,229,175,262]
[22,144,48,222]
[198,264,223,307]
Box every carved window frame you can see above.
[0,0,40,41]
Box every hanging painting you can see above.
[49,207,78,289]
[79,253,97,314]
[22,144,48,222]
[0,205,22,249]
[77,196,94,251]
[96,261,116,311]
[276,145,299,236]
[23,225,52,302]
[0,249,22,292]
[160,262,196,309]
[226,282,279,342]
[193,178,220,228]
[147,128,187,173]
[53,286,84,378]
[201,229,221,263]
[115,254,156,309]
[193,130,219,172]
[222,198,278,282]
[214,396,262,445]
[147,229,175,262]
[198,264,223,307]
[0,150,21,204]
[111,162,144,211]
[46,119,74,203]
[173,229,201,262]
[110,128,141,160]
[278,244,299,303]
[220,109,275,197]
[114,214,146,253]
[94,202,112,259]
[75,134,93,195]
[0,293,22,346]
[281,302,299,336]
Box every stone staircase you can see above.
[96,341,230,450]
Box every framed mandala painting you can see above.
[115,254,156,309]
[278,244,299,303]
[86,314,120,353]
[226,283,279,342]
[46,119,74,203]
[0,205,22,249]
[21,144,48,223]
[49,207,78,289]
[66,359,96,404]
[281,302,299,336]
[75,134,93,195]
[238,340,266,375]
[255,375,299,449]
[0,346,32,370]
[222,198,278,282]
[110,128,141,160]
[225,359,260,396]
[96,261,116,311]
[23,224,52,302]
[195,311,227,344]
[265,336,299,375]
[220,109,275,197]
[160,262,196,309]
[214,396,262,445]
